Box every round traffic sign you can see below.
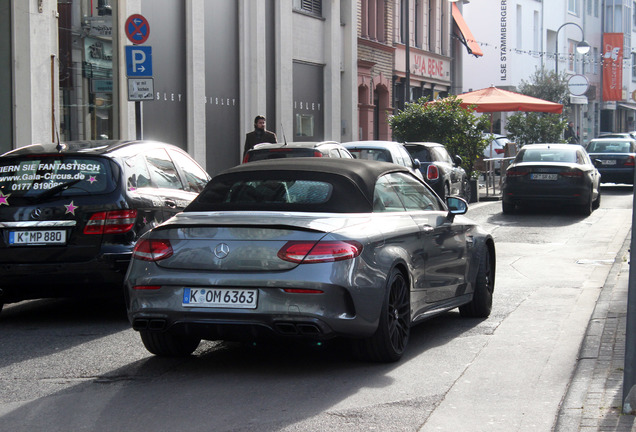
[125,14,150,45]
[567,74,589,96]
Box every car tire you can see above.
[502,201,515,214]
[442,183,450,201]
[593,187,601,209]
[580,189,593,216]
[462,178,471,201]
[459,246,494,318]
[139,331,201,357]
[354,268,410,363]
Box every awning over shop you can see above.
[452,4,483,57]
[618,103,636,111]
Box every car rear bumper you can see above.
[502,184,591,206]
[598,168,634,184]
[130,312,340,341]
[125,260,387,342]
[0,252,131,303]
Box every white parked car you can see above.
[482,134,511,172]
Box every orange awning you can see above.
[456,86,563,114]
[451,4,483,57]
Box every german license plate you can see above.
[601,159,617,165]
[8,230,66,245]
[182,288,258,309]
[530,173,558,181]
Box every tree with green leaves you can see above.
[505,68,570,145]
[389,96,490,177]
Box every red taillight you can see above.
[277,240,362,263]
[133,285,162,290]
[242,154,250,163]
[625,156,635,167]
[506,170,528,177]
[283,288,324,294]
[495,148,505,154]
[132,239,173,261]
[426,165,440,180]
[84,210,137,235]
[312,151,323,157]
[560,170,583,178]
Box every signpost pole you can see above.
[624,167,636,414]
[135,101,142,140]
[124,14,152,141]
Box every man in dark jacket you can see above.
[564,121,579,144]
[244,115,277,155]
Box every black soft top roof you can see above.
[187,158,411,213]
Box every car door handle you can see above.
[421,225,434,233]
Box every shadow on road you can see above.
[0,298,128,369]
[0,309,488,432]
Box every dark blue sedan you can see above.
[586,138,636,185]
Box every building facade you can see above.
[357,0,467,141]
[3,0,358,176]
[459,0,636,144]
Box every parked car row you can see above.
[0,138,495,363]
[501,132,636,215]
[245,139,472,202]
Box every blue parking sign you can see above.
[125,46,152,77]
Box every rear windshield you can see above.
[195,179,332,205]
[587,141,633,153]
[0,156,117,198]
[348,148,392,162]
[406,147,431,162]
[185,172,371,213]
[516,148,577,163]
[247,148,316,162]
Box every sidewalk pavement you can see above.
[554,235,636,431]
[474,184,635,431]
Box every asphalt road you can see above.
[0,184,633,432]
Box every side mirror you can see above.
[412,158,421,169]
[446,196,468,222]
[453,155,463,166]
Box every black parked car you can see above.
[243,141,353,163]
[404,142,470,200]
[0,140,210,312]
[502,144,601,215]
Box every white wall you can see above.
[12,0,59,146]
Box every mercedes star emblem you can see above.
[214,243,230,259]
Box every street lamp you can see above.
[555,22,591,76]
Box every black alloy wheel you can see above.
[354,268,411,363]
[459,246,494,318]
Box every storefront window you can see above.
[295,114,314,137]
[58,0,116,141]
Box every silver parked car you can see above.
[342,140,425,180]
[125,158,495,362]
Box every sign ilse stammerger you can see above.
[603,33,623,101]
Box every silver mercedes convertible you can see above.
[125,158,495,362]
